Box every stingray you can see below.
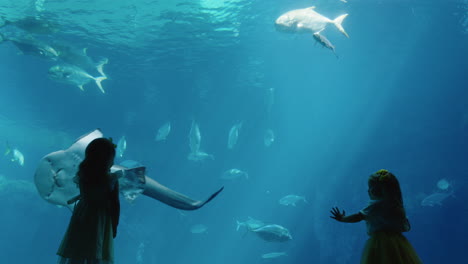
[34,129,223,211]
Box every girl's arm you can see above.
[330,207,364,223]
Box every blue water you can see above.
[0,0,467,263]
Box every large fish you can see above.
[221,169,248,180]
[421,190,454,207]
[189,120,201,153]
[155,121,171,141]
[279,194,307,206]
[251,224,292,242]
[227,122,242,149]
[116,136,127,158]
[48,62,107,93]
[34,129,224,211]
[0,33,60,60]
[275,7,349,38]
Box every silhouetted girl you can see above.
[57,138,120,264]
[330,169,422,264]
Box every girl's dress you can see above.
[57,175,119,264]
[360,200,422,264]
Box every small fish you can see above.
[251,224,292,242]
[187,151,214,162]
[48,62,107,93]
[279,194,307,206]
[190,224,208,234]
[189,120,201,153]
[421,190,454,207]
[236,217,265,231]
[227,122,242,149]
[436,178,451,191]
[5,143,24,166]
[275,7,349,38]
[221,169,248,180]
[261,252,287,259]
[155,121,171,141]
[116,136,127,158]
[264,129,275,147]
[313,30,338,57]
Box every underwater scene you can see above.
[0,0,467,263]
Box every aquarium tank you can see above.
[0,0,466,263]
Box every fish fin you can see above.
[236,221,242,231]
[4,141,11,156]
[307,6,316,9]
[333,14,349,38]
[78,85,84,91]
[96,58,109,77]
[93,76,107,93]
[83,47,88,55]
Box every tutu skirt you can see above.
[361,231,422,264]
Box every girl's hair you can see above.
[368,169,406,215]
[74,138,116,188]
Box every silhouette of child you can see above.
[330,169,422,264]
[57,138,120,264]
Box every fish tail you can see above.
[236,220,242,231]
[93,76,107,93]
[96,58,109,78]
[332,14,349,38]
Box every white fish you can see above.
[227,122,242,149]
[279,194,307,206]
[261,252,287,259]
[116,136,127,158]
[190,224,208,234]
[421,190,454,207]
[189,120,201,153]
[48,62,107,93]
[155,121,171,141]
[221,169,248,180]
[436,178,451,190]
[275,7,349,38]
[236,217,264,231]
[5,143,24,166]
[264,129,275,147]
[251,224,292,242]
[187,151,214,162]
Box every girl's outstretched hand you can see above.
[330,207,345,221]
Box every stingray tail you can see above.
[333,14,349,38]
